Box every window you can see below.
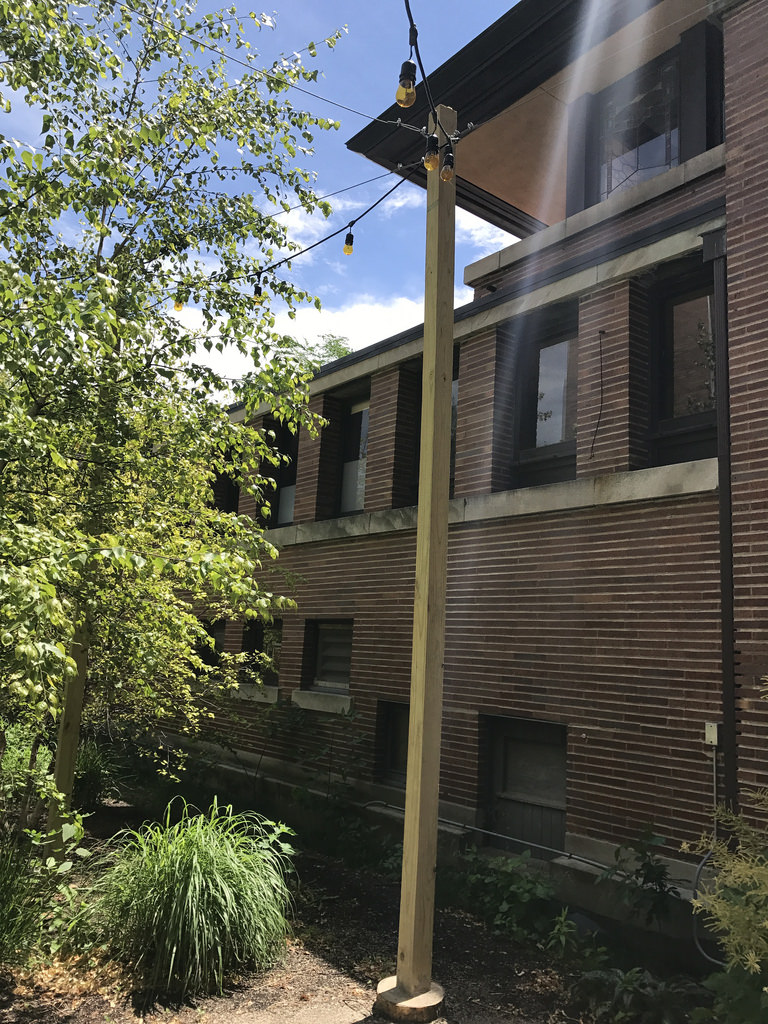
[267,422,298,527]
[377,701,409,787]
[241,619,282,686]
[651,266,716,465]
[513,305,578,488]
[198,619,227,666]
[302,620,353,693]
[599,54,679,201]
[339,401,368,514]
[483,717,567,860]
[565,23,723,217]
[211,472,239,514]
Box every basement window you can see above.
[301,620,353,694]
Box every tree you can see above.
[0,0,342,835]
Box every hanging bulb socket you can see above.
[440,150,455,183]
[423,134,439,172]
[343,231,354,255]
[396,59,417,108]
[254,278,264,304]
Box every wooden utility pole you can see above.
[375,103,456,1022]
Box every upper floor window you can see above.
[267,421,298,527]
[565,22,723,218]
[651,263,716,465]
[513,304,578,488]
[339,400,369,514]
[599,55,679,201]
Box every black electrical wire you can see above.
[272,170,397,218]
[261,160,423,277]
[114,0,425,135]
[402,0,452,156]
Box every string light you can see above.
[396,58,417,108]
[439,150,454,182]
[423,133,439,171]
[343,230,354,255]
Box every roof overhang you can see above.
[347,0,707,233]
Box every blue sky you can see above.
[5,1,520,379]
[193,0,521,376]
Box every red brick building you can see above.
[216,0,768,874]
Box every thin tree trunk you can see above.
[46,611,89,845]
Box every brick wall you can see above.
[366,364,420,513]
[453,326,515,496]
[218,488,722,849]
[724,0,768,792]
[577,280,649,475]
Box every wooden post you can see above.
[375,104,456,1021]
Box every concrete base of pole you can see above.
[374,977,445,1022]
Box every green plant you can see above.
[84,798,294,999]
[599,827,680,925]
[688,792,768,976]
[72,738,124,813]
[0,719,53,832]
[570,966,705,1023]
[0,832,48,964]
[690,967,768,1023]
[443,847,555,941]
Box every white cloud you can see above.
[455,207,517,254]
[378,186,424,218]
[272,294,425,352]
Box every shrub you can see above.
[0,833,48,964]
[72,738,124,813]
[691,967,768,1023]
[689,792,768,976]
[570,966,706,1023]
[441,847,555,940]
[86,798,294,998]
[599,827,680,926]
[0,720,53,832]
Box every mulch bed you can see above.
[0,847,579,1024]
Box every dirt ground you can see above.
[0,853,577,1024]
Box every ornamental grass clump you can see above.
[89,798,294,999]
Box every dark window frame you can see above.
[301,619,354,694]
[649,262,717,466]
[565,21,724,217]
[376,700,410,788]
[241,618,283,687]
[596,47,681,203]
[512,304,578,488]
[481,715,567,860]
[339,400,369,515]
[265,420,298,528]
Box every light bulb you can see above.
[396,60,417,108]
[254,282,264,304]
[174,299,184,311]
[343,231,354,255]
[440,151,455,182]
[423,134,439,172]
